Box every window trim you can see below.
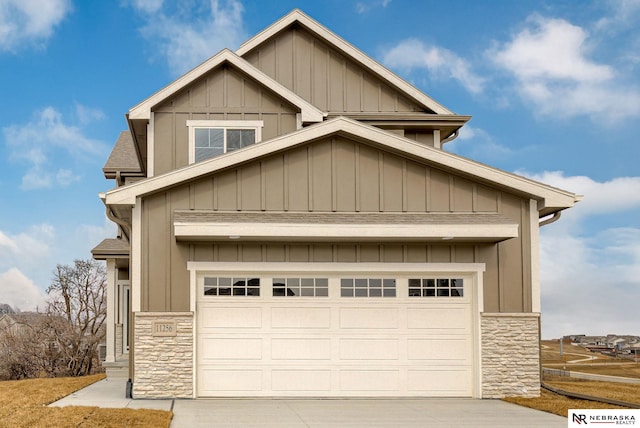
[186,120,264,164]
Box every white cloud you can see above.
[0,0,72,52]
[595,0,640,32]
[75,217,118,250]
[0,224,54,266]
[490,14,640,122]
[130,0,246,76]
[0,268,47,312]
[130,0,164,14]
[2,106,107,190]
[520,171,640,218]
[382,38,485,94]
[522,171,640,338]
[446,125,513,163]
[540,225,640,338]
[356,0,391,14]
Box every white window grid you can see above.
[186,120,263,163]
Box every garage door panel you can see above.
[271,370,332,391]
[200,307,262,329]
[200,369,263,392]
[340,307,398,329]
[407,338,470,363]
[271,338,332,360]
[200,337,263,360]
[407,368,472,395]
[271,307,331,329]
[340,370,400,391]
[339,338,399,360]
[407,307,469,330]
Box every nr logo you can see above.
[572,413,588,424]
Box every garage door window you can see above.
[408,278,464,297]
[273,278,329,297]
[340,278,396,297]
[204,277,260,296]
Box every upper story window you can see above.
[187,120,263,163]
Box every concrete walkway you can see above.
[50,378,567,427]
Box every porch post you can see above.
[105,258,116,363]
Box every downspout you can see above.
[100,192,131,240]
[105,206,131,240]
[441,129,459,145]
[539,211,561,227]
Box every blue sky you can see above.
[1,0,639,339]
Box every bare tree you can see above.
[0,314,71,379]
[47,259,107,376]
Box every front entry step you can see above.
[103,356,129,379]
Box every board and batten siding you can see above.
[151,64,300,175]
[243,26,428,114]
[140,136,532,314]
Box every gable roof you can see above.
[128,49,325,123]
[105,116,580,215]
[236,9,453,115]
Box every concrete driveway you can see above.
[51,378,567,427]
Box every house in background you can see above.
[92,9,579,399]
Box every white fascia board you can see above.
[236,9,453,115]
[128,49,324,123]
[174,222,519,241]
[105,117,579,209]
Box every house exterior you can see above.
[92,9,579,399]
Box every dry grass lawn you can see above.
[506,342,640,418]
[544,375,640,404]
[504,388,628,417]
[0,374,173,428]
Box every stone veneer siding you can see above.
[481,313,540,398]
[115,324,123,357]
[133,312,193,398]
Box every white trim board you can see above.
[174,221,519,242]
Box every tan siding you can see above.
[382,154,403,211]
[154,113,173,174]
[170,188,190,311]
[499,194,527,312]
[152,64,300,175]
[215,169,238,210]
[310,142,332,211]
[239,163,261,211]
[429,169,451,212]
[141,136,532,314]
[263,156,285,210]
[453,177,474,212]
[243,26,425,113]
[143,193,168,311]
[358,145,380,211]
[406,161,427,212]
[335,140,356,211]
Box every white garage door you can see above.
[196,272,474,397]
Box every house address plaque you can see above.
[152,320,177,337]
